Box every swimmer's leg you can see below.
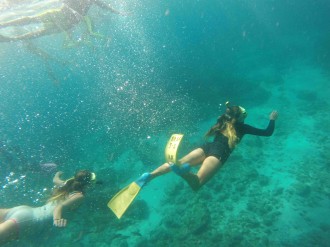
[181,156,221,191]
[62,30,78,48]
[63,16,103,48]
[84,16,104,38]
[24,42,67,84]
[0,219,19,244]
[15,29,46,40]
[0,16,35,28]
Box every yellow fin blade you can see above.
[107,182,141,219]
[164,134,184,164]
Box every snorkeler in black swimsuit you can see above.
[136,101,278,191]
[201,114,275,163]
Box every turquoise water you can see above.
[1,0,330,246]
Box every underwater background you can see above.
[0,0,329,246]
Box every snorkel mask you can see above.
[225,101,247,122]
[63,172,97,186]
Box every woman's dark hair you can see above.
[225,106,244,121]
[205,105,243,149]
[48,170,93,202]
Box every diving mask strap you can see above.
[59,172,96,188]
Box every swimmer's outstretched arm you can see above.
[94,0,128,15]
[53,193,84,227]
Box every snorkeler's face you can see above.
[225,106,245,121]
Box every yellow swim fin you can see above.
[108,134,184,219]
[107,181,141,219]
[164,133,184,165]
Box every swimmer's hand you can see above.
[54,171,63,178]
[269,111,278,120]
[53,218,67,227]
[53,171,65,187]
